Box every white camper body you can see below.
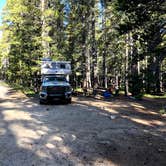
[41,58,71,81]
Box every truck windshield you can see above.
[44,77,67,82]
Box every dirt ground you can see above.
[0,82,166,166]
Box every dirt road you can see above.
[0,82,166,166]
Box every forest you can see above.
[0,0,166,97]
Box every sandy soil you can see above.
[0,81,166,166]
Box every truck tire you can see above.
[66,98,71,104]
[39,99,46,105]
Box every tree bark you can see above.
[125,33,129,96]
[41,0,50,57]
[102,8,107,89]
[85,15,92,89]
[91,3,98,88]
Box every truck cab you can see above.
[39,75,72,104]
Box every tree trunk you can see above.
[91,3,98,88]
[102,9,107,89]
[85,16,92,90]
[130,32,142,96]
[81,11,92,90]
[85,44,92,89]
[125,33,129,96]
[155,55,164,93]
[41,0,50,57]
[146,54,164,94]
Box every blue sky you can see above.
[0,0,6,38]
[0,0,6,24]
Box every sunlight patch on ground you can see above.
[94,158,116,166]
[46,143,55,149]
[0,128,6,135]
[130,103,159,115]
[49,135,63,142]
[36,130,47,136]
[2,110,33,121]
[134,107,158,115]
[124,116,165,127]
[130,103,145,109]
[0,102,22,110]
[36,149,52,159]
[39,125,50,132]
[59,146,71,154]
[128,117,153,126]
[74,98,121,114]
[102,107,119,114]
[151,120,165,126]
[9,124,40,142]
[158,128,166,132]
[109,104,130,108]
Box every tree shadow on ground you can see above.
[0,102,75,165]
[0,95,166,166]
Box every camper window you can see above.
[60,64,66,69]
[51,62,57,69]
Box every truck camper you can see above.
[39,58,72,104]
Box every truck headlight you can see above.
[41,86,47,92]
[65,86,72,92]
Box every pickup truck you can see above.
[39,75,72,104]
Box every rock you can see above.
[98,140,111,145]
[158,148,164,153]
[148,142,152,146]
[110,115,116,119]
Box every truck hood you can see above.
[42,81,70,87]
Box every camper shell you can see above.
[41,59,71,75]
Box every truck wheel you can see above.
[39,99,45,105]
[66,98,71,104]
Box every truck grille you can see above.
[47,86,66,94]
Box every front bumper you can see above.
[39,91,72,100]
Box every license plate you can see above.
[53,98,59,101]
